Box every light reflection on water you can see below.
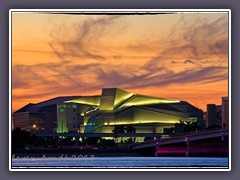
[12,157,228,168]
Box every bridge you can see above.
[128,129,229,150]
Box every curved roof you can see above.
[65,96,101,106]
[62,88,181,111]
[117,94,180,109]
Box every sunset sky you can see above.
[11,11,229,112]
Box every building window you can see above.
[72,104,77,109]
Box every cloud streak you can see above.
[12,12,229,111]
[49,15,122,62]
[144,14,228,70]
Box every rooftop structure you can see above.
[13,88,204,136]
[57,88,203,135]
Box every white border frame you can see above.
[9,9,231,171]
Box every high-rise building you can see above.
[206,104,217,128]
[222,97,229,129]
[206,97,229,129]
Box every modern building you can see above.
[13,88,204,135]
[12,96,81,132]
[57,88,204,134]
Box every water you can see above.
[12,157,228,168]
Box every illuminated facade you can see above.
[13,96,81,132]
[13,88,203,134]
[57,88,204,134]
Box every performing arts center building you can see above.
[13,88,204,137]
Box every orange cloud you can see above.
[11,12,229,112]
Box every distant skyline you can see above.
[11,11,229,112]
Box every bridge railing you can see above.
[127,128,228,149]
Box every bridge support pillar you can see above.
[185,138,189,157]
[221,130,228,142]
[155,140,160,157]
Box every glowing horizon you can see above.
[11,11,229,112]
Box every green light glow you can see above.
[56,119,68,133]
[188,117,197,123]
[113,89,133,109]
[118,94,180,109]
[72,104,77,108]
[85,106,99,114]
[99,89,115,110]
[106,121,177,125]
[114,106,188,124]
[55,88,199,134]
[99,88,134,111]
[65,96,101,106]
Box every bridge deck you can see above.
[128,129,228,150]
